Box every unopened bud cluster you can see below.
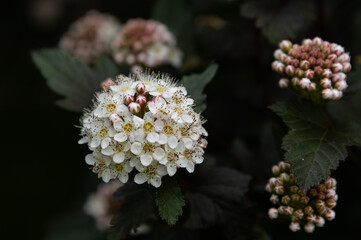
[266,161,337,233]
[79,72,207,188]
[272,37,351,103]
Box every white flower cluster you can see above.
[79,72,208,188]
[113,18,183,72]
[272,37,351,102]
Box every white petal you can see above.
[158,157,167,164]
[119,173,129,183]
[85,154,95,165]
[182,138,193,149]
[162,91,173,98]
[131,142,142,155]
[158,134,168,144]
[153,148,165,161]
[168,136,178,149]
[114,133,127,142]
[101,138,111,149]
[94,107,106,118]
[133,116,145,128]
[182,114,193,123]
[157,165,168,176]
[193,157,204,164]
[134,173,148,184]
[89,138,101,148]
[167,163,177,176]
[154,119,164,132]
[150,175,162,188]
[113,121,123,131]
[140,154,153,166]
[101,146,114,156]
[148,102,157,113]
[113,152,125,163]
[101,169,111,183]
[147,132,159,143]
[78,137,89,144]
[124,161,133,172]
[186,161,195,173]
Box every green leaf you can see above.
[179,64,218,112]
[155,177,185,225]
[270,100,361,191]
[108,183,154,240]
[240,0,315,44]
[32,49,118,112]
[184,167,250,229]
[152,0,193,56]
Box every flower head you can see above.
[265,161,338,233]
[59,10,120,63]
[113,19,183,71]
[79,72,207,187]
[272,37,351,103]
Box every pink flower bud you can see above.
[332,89,342,100]
[124,95,135,106]
[269,177,277,186]
[268,208,279,219]
[322,69,333,78]
[278,78,289,88]
[291,193,300,202]
[285,65,295,75]
[128,102,141,114]
[294,209,304,220]
[338,53,350,63]
[278,206,285,215]
[315,216,325,227]
[272,165,280,175]
[313,37,322,46]
[307,214,317,223]
[101,78,114,90]
[300,78,311,89]
[281,195,291,205]
[333,45,344,56]
[332,72,346,82]
[317,205,328,215]
[289,185,299,194]
[273,49,283,60]
[274,185,284,195]
[280,172,290,182]
[300,60,310,70]
[315,199,325,208]
[272,61,285,73]
[270,194,279,204]
[332,63,343,73]
[325,178,337,189]
[284,206,294,215]
[335,80,348,91]
[304,206,314,215]
[328,54,337,61]
[321,78,332,88]
[326,189,336,198]
[279,40,292,52]
[136,95,147,106]
[322,89,333,99]
[265,183,272,193]
[291,77,299,86]
[309,82,316,91]
[302,38,312,46]
[289,222,301,232]
[342,62,351,72]
[326,198,337,208]
[295,68,304,78]
[325,210,336,221]
[305,69,314,79]
[109,113,120,123]
[300,196,310,205]
[304,223,315,233]
[136,83,146,94]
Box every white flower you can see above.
[134,162,167,188]
[79,72,207,187]
[268,208,278,219]
[304,223,315,233]
[289,222,301,232]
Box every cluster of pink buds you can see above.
[266,161,337,233]
[112,18,182,72]
[272,37,351,103]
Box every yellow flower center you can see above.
[143,165,156,175]
[174,106,183,116]
[156,86,166,93]
[106,103,116,113]
[98,128,108,138]
[116,143,125,152]
[184,149,193,159]
[143,143,154,153]
[167,152,177,163]
[163,125,174,135]
[123,123,133,134]
[180,126,189,137]
[143,122,154,133]
[114,163,124,172]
